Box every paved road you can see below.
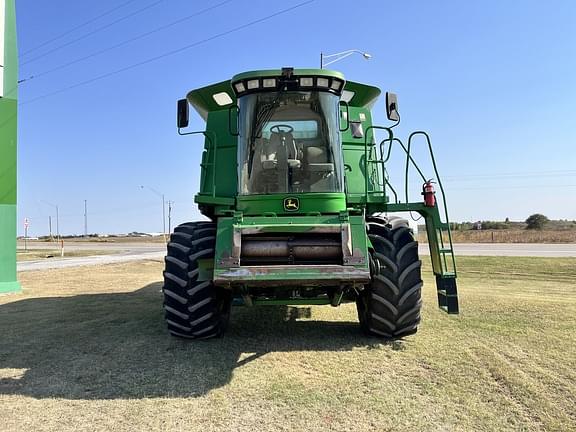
[17,241,165,272]
[17,251,165,272]
[16,241,575,272]
[18,240,163,252]
[419,243,576,257]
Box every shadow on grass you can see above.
[0,282,381,400]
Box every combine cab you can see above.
[163,68,458,339]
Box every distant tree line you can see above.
[446,214,575,231]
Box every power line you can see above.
[20,0,315,106]
[439,184,576,191]
[24,202,163,221]
[21,0,165,66]
[20,0,141,57]
[26,0,235,81]
[443,169,576,180]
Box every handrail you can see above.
[385,178,399,203]
[361,125,456,277]
[178,130,218,197]
[377,136,426,204]
[363,126,393,201]
[406,131,456,271]
[380,137,427,191]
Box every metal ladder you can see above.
[364,128,459,314]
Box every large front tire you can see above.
[357,215,423,339]
[162,222,231,339]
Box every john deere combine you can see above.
[163,68,458,339]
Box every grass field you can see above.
[1,257,575,431]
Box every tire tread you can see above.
[357,215,423,339]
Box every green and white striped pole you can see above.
[0,0,21,293]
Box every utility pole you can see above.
[42,201,60,242]
[162,193,166,239]
[167,201,173,235]
[48,216,52,239]
[55,205,60,241]
[84,199,88,237]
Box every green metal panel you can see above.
[198,110,237,198]
[214,215,344,268]
[341,80,381,109]
[237,193,346,216]
[186,80,234,121]
[0,0,20,293]
[341,106,379,203]
[213,214,370,287]
[348,214,369,258]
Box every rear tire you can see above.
[356,215,423,339]
[163,221,231,339]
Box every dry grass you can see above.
[1,257,575,431]
[419,229,576,244]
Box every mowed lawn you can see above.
[1,256,575,432]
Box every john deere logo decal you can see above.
[283,197,299,212]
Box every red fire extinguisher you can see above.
[422,179,436,207]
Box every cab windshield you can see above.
[238,91,343,195]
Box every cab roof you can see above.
[186,68,381,121]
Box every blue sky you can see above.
[15,0,576,235]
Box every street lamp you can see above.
[320,49,372,69]
[140,185,167,242]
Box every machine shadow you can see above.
[0,282,381,400]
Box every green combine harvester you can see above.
[164,67,459,339]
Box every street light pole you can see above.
[140,185,168,243]
[320,49,372,69]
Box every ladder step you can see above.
[439,248,453,253]
[435,275,459,314]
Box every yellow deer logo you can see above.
[284,198,299,211]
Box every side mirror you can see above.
[177,99,189,128]
[386,92,399,121]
